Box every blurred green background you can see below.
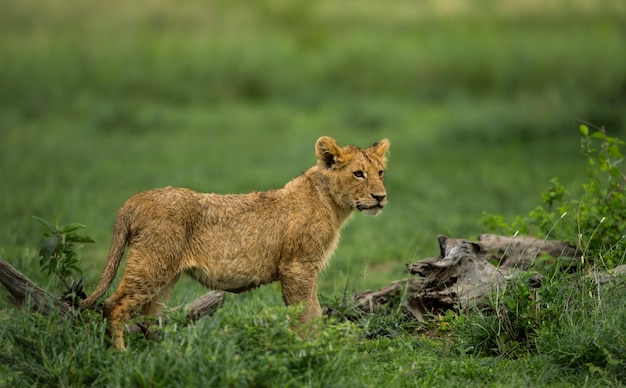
[1,0,625,299]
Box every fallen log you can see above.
[478,233,579,270]
[0,257,73,317]
[350,234,577,321]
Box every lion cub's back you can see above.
[122,186,204,223]
[120,186,286,247]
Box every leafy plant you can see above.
[574,122,626,266]
[481,122,626,267]
[33,216,94,298]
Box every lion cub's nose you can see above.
[371,194,386,203]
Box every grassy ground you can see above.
[1,0,625,386]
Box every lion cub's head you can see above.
[315,136,389,215]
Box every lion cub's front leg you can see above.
[280,265,322,323]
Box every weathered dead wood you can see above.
[350,234,576,321]
[478,233,579,270]
[347,236,508,321]
[0,256,225,327]
[352,279,421,311]
[0,256,72,317]
[183,290,226,323]
[588,264,626,285]
[407,235,505,319]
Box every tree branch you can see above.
[0,256,72,317]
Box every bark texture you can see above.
[350,234,582,321]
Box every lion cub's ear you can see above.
[368,138,390,166]
[316,136,344,169]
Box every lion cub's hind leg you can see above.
[103,248,183,350]
[139,276,179,317]
[137,276,180,339]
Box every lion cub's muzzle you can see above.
[356,193,387,215]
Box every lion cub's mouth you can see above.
[356,204,384,215]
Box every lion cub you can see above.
[82,136,389,350]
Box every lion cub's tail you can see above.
[81,212,131,310]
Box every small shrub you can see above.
[466,123,626,361]
[481,122,626,268]
[33,216,94,304]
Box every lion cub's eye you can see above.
[353,171,365,179]
[378,170,384,178]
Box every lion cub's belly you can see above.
[184,260,278,293]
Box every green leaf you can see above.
[600,162,609,172]
[65,232,95,244]
[60,223,86,234]
[47,258,58,275]
[39,236,59,260]
[608,145,622,158]
[32,216,57,233]
[579,124,589,137]
[590,131,606,140]
[69,265,83,276]
[71,236,95,244]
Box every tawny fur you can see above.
[81,136,389,350]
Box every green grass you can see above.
[4,282,625,387]
[1,0,625,386]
